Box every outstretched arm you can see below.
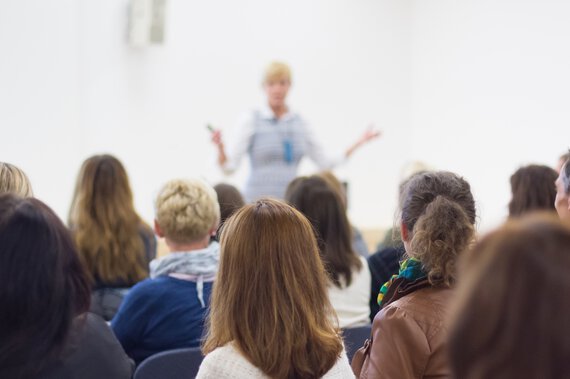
[345,125,381,159]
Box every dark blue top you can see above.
[111,276,212,365]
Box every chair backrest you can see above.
[342,324,372,363]
[134,346,204,379]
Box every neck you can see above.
[165,235,210,253]
[270,103,287,119]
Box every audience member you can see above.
[213,182,245,240]
[317,170,369,257]
[0,194,133,379]
[508,164,557,217]
[112,178,220,364]
[286,175,371,328]
[68,154,156,320]
[449,213,570,378]
[367,170,430,321]
[0,162,33,196]
[556,156,570,221]
[197,199,354,378]
[355,171,476,378]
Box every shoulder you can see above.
[197,344,266,379]
[45,313,134,379]
[122,277,176,304]
[377,287,453,337]
[322,351,355,379]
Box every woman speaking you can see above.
[211,61,380,202]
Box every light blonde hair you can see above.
[0,162,33,197]
[263,61,291,84]
[155,179,220,244]
[203,199,343,378]
[68,154,150,285]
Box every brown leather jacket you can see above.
[359,287,453,379]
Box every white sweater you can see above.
[328,256,372,328]
[196,343,355,379]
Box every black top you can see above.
[367,245,405,322]
[41,313,134,379]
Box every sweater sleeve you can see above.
[111,282,152,357]
[303,121,345,170]
[361,306,430,379]
[221,112,255,175]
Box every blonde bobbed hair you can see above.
[0,162,33,197]
[155,178,220,244]
[263,61,292,84]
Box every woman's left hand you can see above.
[345,125,381,157]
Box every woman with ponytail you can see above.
[355,171,476,378]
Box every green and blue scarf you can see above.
[377,258,430,308]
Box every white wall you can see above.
[410,0,570,232]
[1,0,411,230]
[2,0,567,234]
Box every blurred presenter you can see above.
[210,61,380,202]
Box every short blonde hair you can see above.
[0,162,33,197]
[263,61,291,84]
[155,179,220,244]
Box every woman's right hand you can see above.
[211,129,224,148]
[210,129,227,166]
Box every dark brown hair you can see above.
[203,199,343,378]
[0,194,90,378]
[508,164,557,217]
[449,213,570,379]
[401,171,476,287]
[213,183,245,225]
[285,175,362,288]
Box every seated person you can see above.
[0,194,133,379]
[286,175,371,328]
[112,178,220,364]
[68,155,156,320]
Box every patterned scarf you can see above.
[377,258,430,308]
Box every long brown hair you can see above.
[449,213,570,378]
[508,164,557,217]
[401,171,476,287]
[68,154,150,285]
[285,175,361,288]
[203,199,343,379]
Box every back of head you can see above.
[203,198,342,379]
[155,178,220,244]
[0,162,33,197]
[317,171,348,209]
[509,164,558,217]
[285,175,361,288]
[0,194,90,378]
[69,154,147,285]
[213,183,244,225]
[401,171,476,287]
[449,213,570,379]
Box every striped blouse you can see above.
[223,106,343,202]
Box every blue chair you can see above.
[134,346,204,379]
[342,324,372,363]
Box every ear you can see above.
[400,222,409,242]
[209,219,220,237]
[154,219,164,238]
